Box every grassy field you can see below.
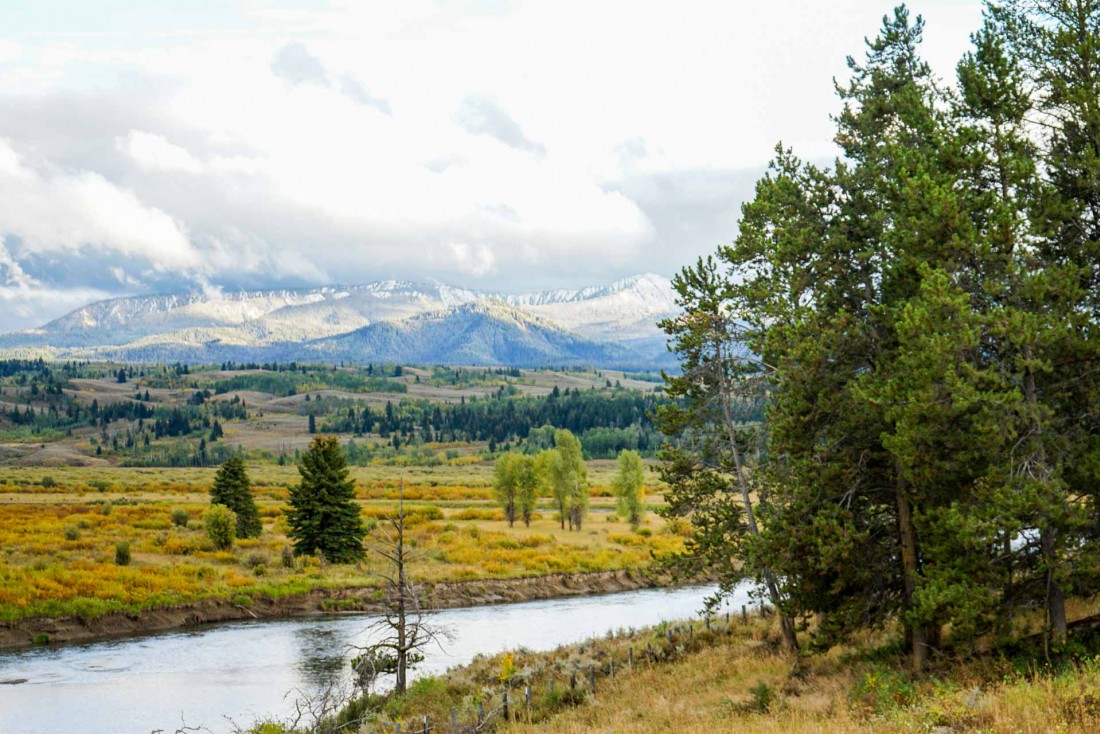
[0,462,679,623]
[304,612,1100,734]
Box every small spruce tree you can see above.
[286,435,365,562]
[210,456,262,538]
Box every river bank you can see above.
[0,583,720,734]
[0,568,669,650]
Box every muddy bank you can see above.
[0,569,669,650]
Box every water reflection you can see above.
[294,626,349,689]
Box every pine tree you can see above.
[286,435,365,562]
[210,456,262,538]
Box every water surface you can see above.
[0,584,745,734]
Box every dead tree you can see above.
[356,481,447,695]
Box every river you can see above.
[0,583,745,734]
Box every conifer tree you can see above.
[287,435,365,562]
[210,456,261,538]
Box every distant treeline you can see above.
[211,369,406,397]
[321,386,675,458]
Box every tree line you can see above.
[658,1,1100,671]
[322,387,667,458]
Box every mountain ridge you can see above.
[0,274,680,369]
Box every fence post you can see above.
[570,671,576,689]
[646,641,652,660]
[742,604,747,624]
[589,664,596,693]
[394,723,400,734]
[549,678,555,695]
[610,657,615,678]
[628,646,633,670]
[689,625,694,641]
[503,690,509,721]
[424,714,430,732]
[666,628,673,645]
[450,707,457,731]
[477,702,484,728]
[706,615,711,632]
[526,684,531,708]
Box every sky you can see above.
[0,0,985,332]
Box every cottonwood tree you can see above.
[210,456,261,538]
[612,449,646,528]
[286,436,366,562]
[543,429,588,531]
[493,452,539,527]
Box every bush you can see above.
[171,508,190,528]
[63,526,80,541]
[114,542,131,566]
[40,476,56,488]
[243,551,267,569]
[205,504,237,551]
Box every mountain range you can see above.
[0,274,681,369]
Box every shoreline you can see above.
[0,568,674,651]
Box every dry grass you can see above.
[348,612,1100,734]
[0,467,681,621]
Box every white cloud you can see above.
[0,138,199,271]
[118,130,203,174]
[448,241,497,277]
[0,0,986,331]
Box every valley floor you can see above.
[0,463,681,647]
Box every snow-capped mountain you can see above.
[0,274,680,368]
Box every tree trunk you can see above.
[1024,363,1067,648]
[395,500,408,694]
[895,466,928,673]
[1042,524,1068,649]
[715,338,799,654]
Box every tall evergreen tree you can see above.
[657,3,1100,670]
[287,436,366,562]
[210,456,262,538]
[656,255,800,653]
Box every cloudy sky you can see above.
[0,0,984,332]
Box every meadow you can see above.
[0,462,680,623]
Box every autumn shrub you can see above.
[170,508,190,528]
[114,542,131,566]
[205,504,237,551]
